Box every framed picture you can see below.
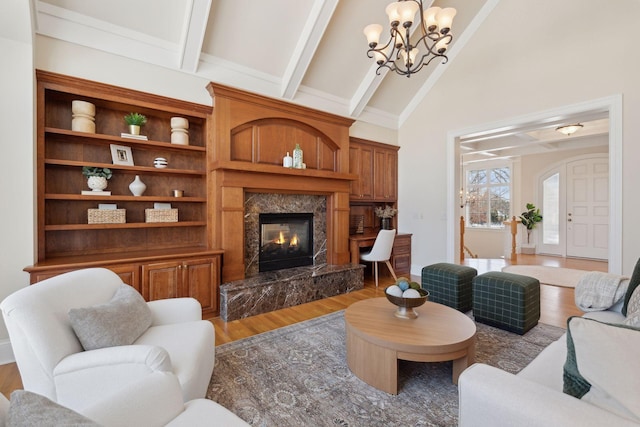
[110,144,134,166]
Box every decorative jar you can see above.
[128,175,146,196]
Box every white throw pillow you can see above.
[68,284,152,351]
[564,317,640,422]
[624,286,640,327]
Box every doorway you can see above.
[446,95,622,274]
[538,154,609,260]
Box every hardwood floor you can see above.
[0,254,606,399]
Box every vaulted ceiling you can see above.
[34,0,496,130]
[33,0,608,156]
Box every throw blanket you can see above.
[575,271,629,312]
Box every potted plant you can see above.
[124,112,147,135]
[82,166,112,192]
[519,203,543,253]
[375,205,398,230]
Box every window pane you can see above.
[490,167,510,184]
[543,173,559,245]
[465,165,511,229]
[468,170,486,185]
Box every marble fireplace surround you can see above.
[218,190,364,321]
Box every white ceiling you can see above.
[34,0,496,130]
[33,0,610,156]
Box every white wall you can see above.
[399,0,640,276]
[0,1,35,361]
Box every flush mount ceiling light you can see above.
[364,1,456,78]
[556,123,584,136]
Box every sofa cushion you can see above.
[563,316,640,422]
[624,286,640,327]
[7,390,100,426]
[622,258,640,316]
[69,284,152,351]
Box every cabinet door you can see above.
[183,257,219,316]
[108,264,141,293]
[374,149,398,201]
[391,235,411,276]
[141,261,181,301]
[349,145,374,200]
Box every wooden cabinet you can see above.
[390,234,412,276]
[349,137,399,202]
[25,71,222,315]
[142,256,219,315]
[349,144,374,200]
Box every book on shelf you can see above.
[81,190,111,196]
[120,133,148,140]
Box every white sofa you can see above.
[0,371,250,426]
[458,298,639,426]
[0,268,215,412]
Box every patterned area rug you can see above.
[208,310,564,427]
[501,265,588,288]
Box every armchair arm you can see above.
[458,364,638,427]
[147,297,202,325]
[53,345,172,411]
[82,371,185,426]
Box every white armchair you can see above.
[1,371,249,427]
[0,268,215,412]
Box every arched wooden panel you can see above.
[230,118,339,171]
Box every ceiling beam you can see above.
[281,0,339,99]
[179,0,211,73]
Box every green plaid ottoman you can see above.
[421,263,477,312]
[472,271,540,335]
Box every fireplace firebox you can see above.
[259,213,314,272]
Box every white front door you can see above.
[565,157,609,260]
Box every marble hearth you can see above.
[217,192,363,320]
[219,264,364,321]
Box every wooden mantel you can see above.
[206,83,356,282]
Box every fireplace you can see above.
[259,213,314,272]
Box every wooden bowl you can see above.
[385,287,429,319]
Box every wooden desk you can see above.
[349,232,412,276]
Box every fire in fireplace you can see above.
[259,213,314,272]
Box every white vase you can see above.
[87,176,107,191]
[128,175,146,196]
[170,117,189,145]
[71,100,96,133]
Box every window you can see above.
[465,165,511,228]
[542,173,559,244]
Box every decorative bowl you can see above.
[385,287,429,319]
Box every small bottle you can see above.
[283,152,293,168]
[293,144,303,169]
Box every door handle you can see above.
[568,218,572,222]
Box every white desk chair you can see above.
[360,229,398,288]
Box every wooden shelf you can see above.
[44,159,205,176]
[44,127,206,152]
[45,221,206,231]
[45,194,206,202]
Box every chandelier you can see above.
[363,1,456,78]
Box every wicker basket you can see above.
[88,209,126,224]
[145,208,178,223]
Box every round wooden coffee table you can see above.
[344,297,476,394]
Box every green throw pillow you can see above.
[7,390,101,426]
[68,284,152,351]
[622,257,640,316]
[563,316,640,422]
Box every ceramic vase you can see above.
[381,217,391,230]
[293,144,303,169]
[71,100,96,133]
[87,176,107,191]
[129,175,146,196]
[129,125,141,135]
[170,117,189,145]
